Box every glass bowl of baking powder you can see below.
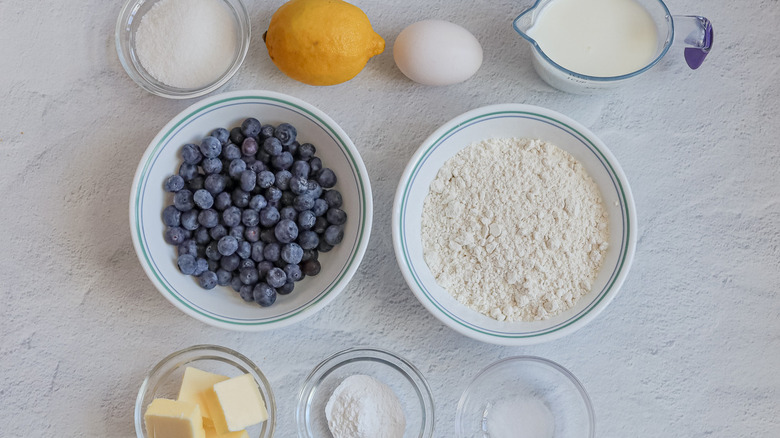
[116,0,251,99]
[296,347,435,438]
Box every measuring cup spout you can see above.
[513,0,542,42]
[673,15,714,70]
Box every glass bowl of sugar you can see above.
[457,356,595,438]
[296,347,435,438]
[116,0,250,99]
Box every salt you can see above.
[485,397,555,438]
[135,0,238,89]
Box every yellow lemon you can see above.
[265,0,385,86]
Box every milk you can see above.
[527,0,659,77]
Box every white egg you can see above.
[393,20,483,86]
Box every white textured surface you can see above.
[0,0,778,437]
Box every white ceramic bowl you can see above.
[130,90,372,330]
[392,104,636,345]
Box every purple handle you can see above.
[675,16,714,70]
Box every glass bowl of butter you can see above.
[134,344,275,438]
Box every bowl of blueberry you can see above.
[130,90,372,330]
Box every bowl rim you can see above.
[456,355,595,438]
[115,0,251,99]
[392,103,636,345]
[134,344,276,438]
[129,90,373,330]
[296,347,436,438]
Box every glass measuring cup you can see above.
[513,0,713,93]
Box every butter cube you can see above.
[204,374,268,434]
[178,367,229,425]
[204,426,250,438]
[144,398,206,438]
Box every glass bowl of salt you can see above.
[116,0,251,99]
[457,356,595,438]
[296,347,435,438]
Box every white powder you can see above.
[421,138,609,322]
[135,0,238,89]
[486,397,555,438]
[325,374,406,438]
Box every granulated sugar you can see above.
[421,137,609,322]
[135,0,238,89]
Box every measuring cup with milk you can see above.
[513,0,713,93]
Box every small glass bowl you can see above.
[297,347,435,437]
[115,0,250,99]
[134,344,275,438]
[457,356,594,438]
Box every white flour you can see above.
[135,0,238,89]
[487,397,555,438]
[325,374,406,438]
[421,138,609,322]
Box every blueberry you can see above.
[317,168,337,188]
[313,216,329,234]
[271,151,293,170]
[211,127,230,145]
[280,206,298,221]
[312,198,329,216]
[193,258,209,276]
[318,240,334,253]
[251,241,265,262]
[204,174,227,195]
[163,205,181,227]
[208,259,220,272]
[229,225,245,241]
[216,269,232,286]
[230,127,246,145]
[236,240,252,259]
[244,154,258,165]
[249,194,267,211]
[266,267,287,288]
[242,137,259,156]
[223,143,242,160]
[220,253,240,271]
[209,224,227,240]
[260,228,278,244]
[324,225,344,245]
[291,161,310,179]
[205,241,222,261]
[257,260,274,277]
[326,208,347,225]
[293,195,315,212]
[274,123,297,146]
[323,190,342,208]
[284,263,303,282]
[180,210,199,231]
[198,209,220,228]
[239,258,255,271]
[263,137,282,157]
[259,207,280,228]
[177,254,197,275]
[297,143,316,160]
[275,219,299,243]
[232,189,250,208]
[164,174,185,192]
[297,230,319,250]
[253,283,277,307]
[249,160,266,173]
[178,239,198,257]
[239,267,259,285]
[164,227,188,245]
[187,175,204,191]
[278,281,295,295]
[194,227,211,245]
[265,186,282,202]
[244,226,260,242]
[179,163,198,181]
[307,180,323,199]
[280,191,295,207]
[202,157,222,174]
[301,259,321,276]
[257,150,271,164]
[228,158,247,179]
[222,206,241,227]
[217,236,239,256]
[198,271,218,289]
[263,242,281,262]
[239,284,254,301]
[267,199,281,210]
[242,209,260,227]
[200,136,222,158]
[289,176,308,195]
[274,170,293,190]
[301,248,318,262]
[231,276,244,292]
[257,170,275,189]
[281,242,303,264]
[239,169,256,192]
[181,144,202,165]
[309,157,322,173]
[241,118,262,138]
[193,189,213,209]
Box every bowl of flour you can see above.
[392,104,636,345]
